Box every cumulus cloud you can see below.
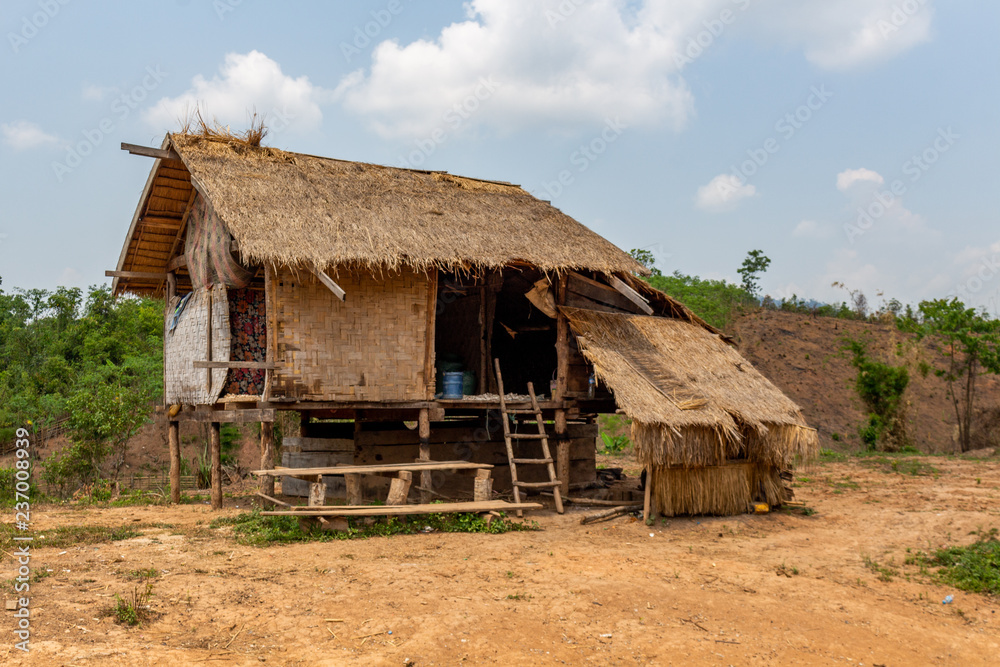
[837,167,884,191]
[695,174,756,212]
[1,121,58,150]
[144,51,331,134]
[335,0,934,138]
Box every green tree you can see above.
[628,248,662,277]
[737,250,771,299]
[917,298,1000,452]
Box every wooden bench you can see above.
[252,460,498,511]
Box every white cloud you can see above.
[144,51,331,134]
[738,0,935,70]
[59,267,82,285]
[792,219,832,239]
[695,174,756,212]
[335,0,933,138]
[82,84,117,102]
[1,121,58,150]
[836,167,884,191]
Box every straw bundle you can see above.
[652,462,785,516]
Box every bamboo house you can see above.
[110,131,816,517]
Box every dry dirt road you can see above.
[2,455,999,666]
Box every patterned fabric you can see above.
[222,287,267,396]
[185,194,254,290]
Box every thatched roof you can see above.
[113,133,645,293]
[563,307,817,468]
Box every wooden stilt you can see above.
[210,422,222,510]
[168,421,180,504]
[473,469,493,502]
[555,409,570,498]
[260,421,275,496]
[643,466,653,524]
[308,480,326,507]
[418,408,432,503]
[345,473,362,505]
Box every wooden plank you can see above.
[262,500,542,517]
[281,437,354,453]
[171,409,276,423]
[312,267,346,301]
[418,408,431,504]
[256,492,290,508]
[567,272,641,313]
[122,142,181,161]
[253,460,493,477]
[386,471,412,505]
[106,270,168,280]
[167,254,187,271]
[609,275,654,315]
[193,360,278,370]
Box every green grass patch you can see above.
[907,529,1000,595]
[819,448,848,462]
[211,509,540,546]
[863,555,899,582]
[0,522,144,555]
[859,455,939,476]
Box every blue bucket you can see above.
[442,371,464,399]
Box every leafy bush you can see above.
[909,529,1000,595]
[644,272,754,331]
[599,431,630,454]
[844,336,910,451]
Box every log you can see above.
[260,421,275,496]
[418,408,432,504]
[263,500,543,517]
[168,421,180,504]
[256,492,290,508]
[542,493,639,507]
[252,461,492,477]
[386,471,412,505]
[210,422,222,510]
[345,473,362,505]
[308,481,327,507]
[473,469,493,502]
[580,505,642,525]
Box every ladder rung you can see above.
[512,458,553,465]
[508,433,547,440]
[513,480,561,489]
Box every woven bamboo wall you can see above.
[165,286,230,404]
[272,267,430,401]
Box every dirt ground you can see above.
[3,455,1000,666]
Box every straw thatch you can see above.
[652,463,786,516]
[562,307,818,469]
[166,134,645,276]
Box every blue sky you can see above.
[2,0,997,312]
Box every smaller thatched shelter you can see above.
[563,308,817,516]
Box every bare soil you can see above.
[4,455,1000,666]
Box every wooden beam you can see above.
[609,275,654,315]
[418,408,431,503]
[106,270,168,280]
[192,360,278,370]
[122,142,181,161]
[312,267,346,301]
[167,254,187,271]
[260,421,275,497]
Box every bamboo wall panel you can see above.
[164,286,230,404]
[273,267,430,401]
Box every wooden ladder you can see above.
[494,359,564,516]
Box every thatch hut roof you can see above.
[563,307,817,469]
[112,133,646,295]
